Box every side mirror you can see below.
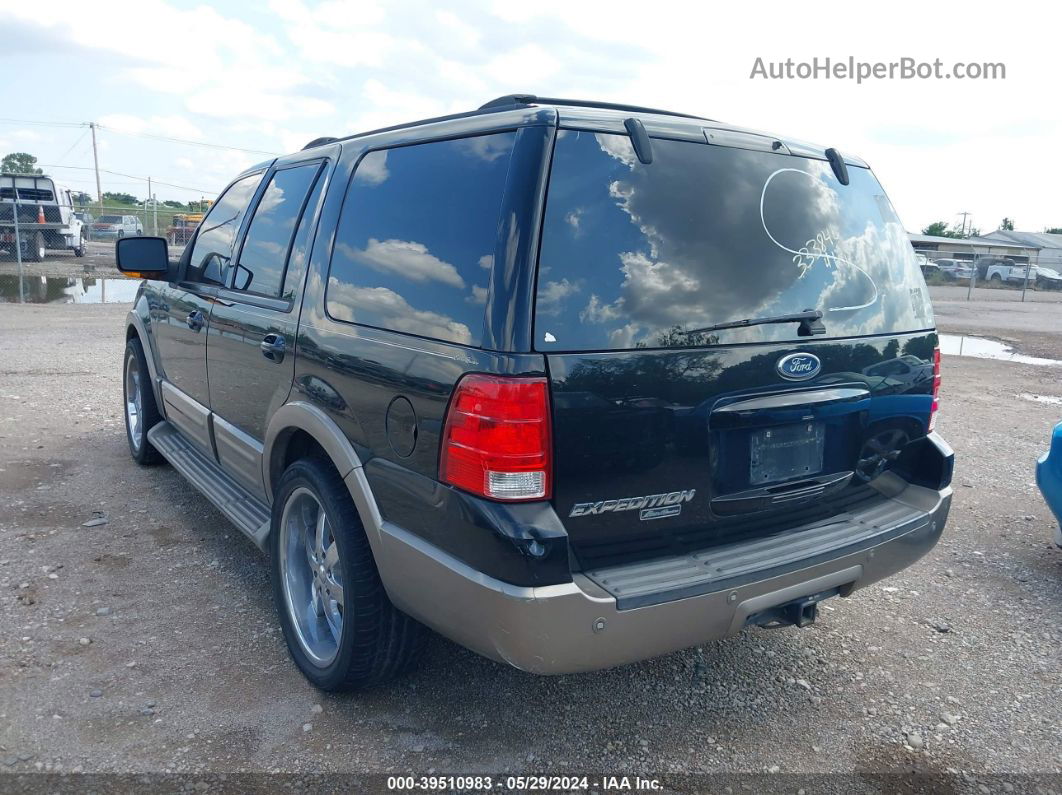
[233,263,253,291]
[116,236,175,281]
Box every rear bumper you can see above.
[372,473,952,674]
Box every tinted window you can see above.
[326,133,516,346]
[535,131,932,351]
[99,215,122,223]
[280,167,327,301]
[188,172,263,285]
[233,163,321,297]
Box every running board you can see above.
[147,421,271,551]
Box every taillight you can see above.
[440,374,552,501]
[929,346,941,431]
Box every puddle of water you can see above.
[0,274,139,304]
[938,334,1062,366]
[1019,393,1062,405]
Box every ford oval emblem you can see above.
[777,352,821,381]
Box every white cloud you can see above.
[3,0,1060,232]
[353,150,389,185]
[435,11,482,50]
[485,44,561,85]
[581,293,624,324]
[98,114,204,140]
[537,278,581,315]
[327,282,472,345]
[337,238,466,288]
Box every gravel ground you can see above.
[0,298,1060,790]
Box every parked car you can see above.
[1036,421,1062,548]
[1035,266,1062,290]
[114,94,953,690]
[977,256,1032,285]
[919,260,942,280]
[861,354,935,389]
[92,214,143,239]
[933,258,974,281]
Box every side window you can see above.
[326,132,516,346]
[232,163,322,298]
[188,172,263,286]
[280,167,328,301]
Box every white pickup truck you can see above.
[977,256,1034,286]
[0,173,86,261]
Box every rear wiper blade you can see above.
[682,309,825,337]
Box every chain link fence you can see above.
[914,246,1059,302]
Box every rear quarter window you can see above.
[325,132,516,347]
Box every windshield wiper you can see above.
[682,309,826,337]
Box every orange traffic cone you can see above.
[37,205,45,224]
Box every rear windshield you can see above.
[98,215,123,223]
[534,131,932,351]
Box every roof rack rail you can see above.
[302,136,338,150]
[478,94,711,121]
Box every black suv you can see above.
[116,95,954,690]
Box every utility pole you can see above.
[957,211,972,237]
[148,176,157,236]
[89,122,102,211]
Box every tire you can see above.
[270,457,426,691]
[27,231,45,262]
[123,337,163,464]
[73,231,85,258]
[118,230,125,239]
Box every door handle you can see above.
[185,311,204,331]
[260,334,286,362]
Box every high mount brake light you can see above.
[440,374,552,501]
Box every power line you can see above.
[0,117,84,128]
[96,123,279,156]
[0,116,279,156]
[38,164,217,195]
[53,129,90,166]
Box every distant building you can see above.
[980,230,1062,270]
[908,232,1039,263]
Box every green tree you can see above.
[922,220,984,238]
[161,200,185,209]
[1,152,43,174]
[102,191,138,204]
[999,217,1015,231]
[1045,227,1062,235]
[922,221,965,238]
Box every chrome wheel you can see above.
[278,488,344,667]
[124,354,142,451]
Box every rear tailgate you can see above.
[547,333,936,566]
[534,128,936,567]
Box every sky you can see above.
[0,0,1058,235]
